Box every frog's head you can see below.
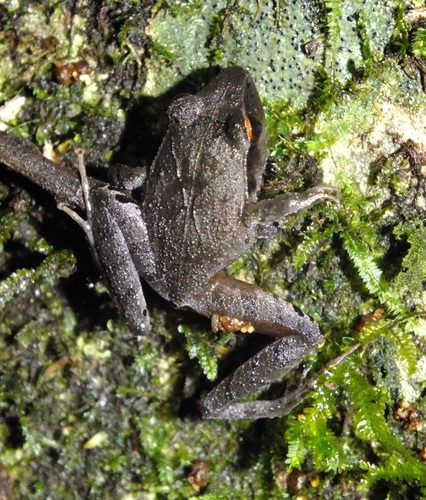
[169,66,267,198]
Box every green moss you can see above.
[412,27,426,59]
[393,221,426,310]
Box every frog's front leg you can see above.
[248,184,340,225]
[193,275,323,419]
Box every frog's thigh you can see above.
[90,187,152,334]
[201,275,322,343]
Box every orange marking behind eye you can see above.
[245,113,254,141]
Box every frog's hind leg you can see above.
[201,337,319,419]
[202,338,359,420]
[87,186,154,335]
[60,168,153,335]
[193,275,323,419]
[57,149,153,335]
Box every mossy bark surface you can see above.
[1,1,425,497]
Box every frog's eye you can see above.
[244,113,262,143]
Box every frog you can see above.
[0,66,339,419]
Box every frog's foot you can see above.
[202,343,361,420]
[307,183,340,199]
[306,184,341,207]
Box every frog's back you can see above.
[141,118,251,305]
[140,67,266,306]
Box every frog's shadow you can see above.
[111,67,221,168]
